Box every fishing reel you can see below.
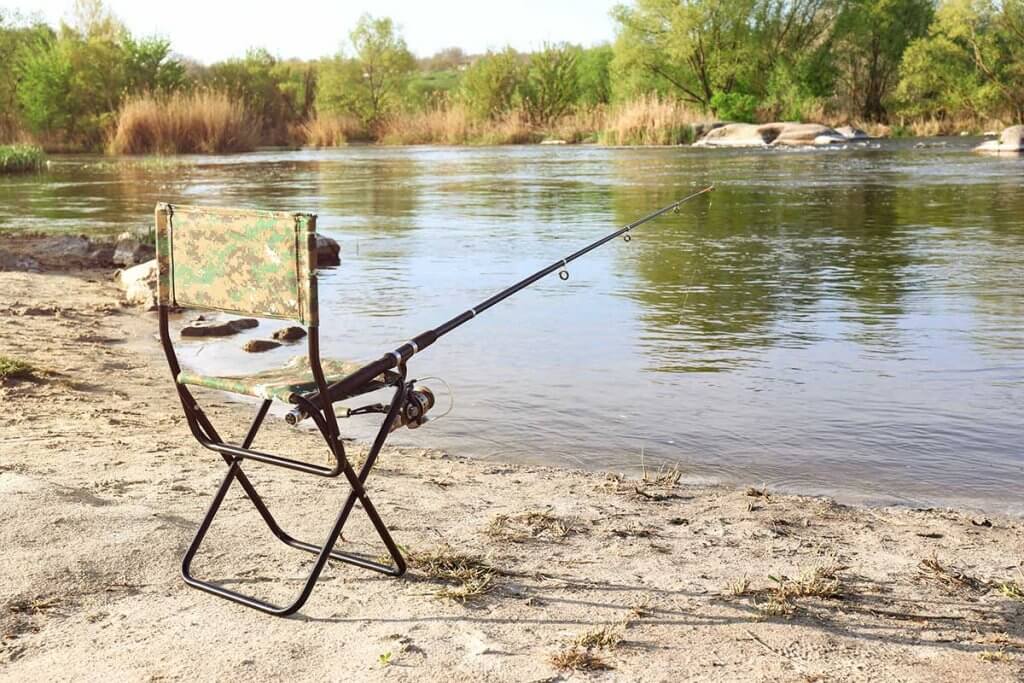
[390,384,435,432]
[336,380,445,433]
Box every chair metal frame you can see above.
[155,205,407,616]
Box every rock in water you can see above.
[974,125,1024,154]
[835,125,870,140]
[243,339,281,353]
[693,123,768,147]
[180,318,259,337]
[115,259,159,310]
[316,235,341,267]
[272,325,307,342]
[762,122,845,146]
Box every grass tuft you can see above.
[574,626,622,650]
[409,545,496,603]
[0,356,37,382]
[0,144,45,174]
[600,95,702,146]
[726,564,848,618]
[549,645,612,672]
[978,650,1013,663]
[918,555,987,594]
[486,509,576,542]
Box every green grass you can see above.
[0,145,45,174]
[0,356,37,381]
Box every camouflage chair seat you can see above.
[155,203,408,617]
[177,356,395,403]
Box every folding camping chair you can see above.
[155,204,408,616]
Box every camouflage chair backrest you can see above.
[155,204,319,326]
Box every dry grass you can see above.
[600,95,703,146]
[574,626,622,650]
[485,509,576,542]
[997,580,1024,601]
[549,645,612,672]
[108,91,257,155]
[297,113,367,147]
[408,546,496,603]
[7,595,59,615]
[379,106,470,145]
[918,555,987,594]
[726,564,848,618]
[544,107,607,143]
[978,650,1013,663]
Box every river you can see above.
[3,140,1022,512]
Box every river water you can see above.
[3,140,1022,512]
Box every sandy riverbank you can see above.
[1,237,1023,681]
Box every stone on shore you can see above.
[974,124,1024,154]
[180,318,259,338]
[271,325,307,342]
[316,235,341,267]
[243,339,281,353]
[37,235,92,259]
[112,231,156,267]
[115,259,159,310]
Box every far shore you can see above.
[1,234,1023,681]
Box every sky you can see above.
[12,0,622,63]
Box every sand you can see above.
[1,237,1023,681]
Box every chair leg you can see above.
[179,398,406,616]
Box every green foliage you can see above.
[0,11,53,141]
[459,48,526,120]
[201,49,307,143]
[523,43,580,124]
[832,0,934,121]
[316,14,414,127]
[896,0,1024,123]
[0,144,45,173]
[14,1,183,149]
[710,92,758,123]
[577,44,613,106]
[406,69,461,109]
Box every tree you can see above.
[832,0,934,121]
[897,0,1024,123]
[316,15,414,126]
[610,0,833,111]
[523,43,580,124]
[0,10,53,140]
[459,48,526,119]
[577,44,614,106]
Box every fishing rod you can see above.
[286,184,715,425]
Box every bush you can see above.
[0,144,44,173]
[107,91,257,154]
[460,48,526,120]
[710,92,759,123]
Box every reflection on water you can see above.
[3,142,1022,512]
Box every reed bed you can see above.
[297,113,367,147]
[0,144,45,173]
[600,95,704,146]
[107,91,257,155]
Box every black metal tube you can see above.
[288,185,714,422]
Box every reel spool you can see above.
[390,385,435,432]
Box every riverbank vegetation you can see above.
[0,143,44,173]
[1,0,1022,153]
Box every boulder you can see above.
[835,125,870,141]
[243,339,281,353]
[115,259,159,310]
[0,252,40,272]
[692,122,728,138]
[272,325,307,342]
[974,125,1024,154]
[112,231,156,267]
[762,122,845,146]
[693,123,769,147]
[316,235,341,267]
[180,318,260,338]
